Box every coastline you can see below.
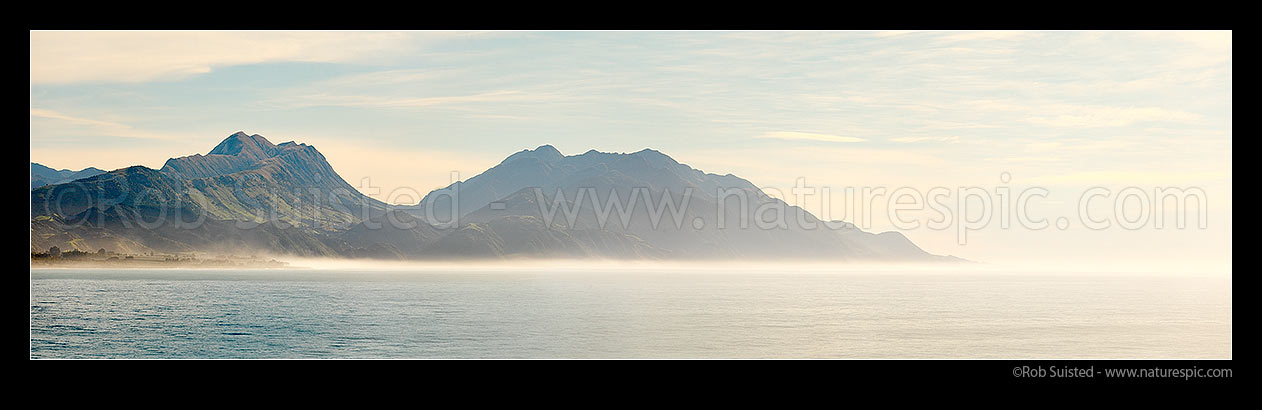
[30,255,290,270]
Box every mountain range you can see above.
[31,163,105,189]
[31,132,958,262]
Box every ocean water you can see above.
[29,268,1231,359]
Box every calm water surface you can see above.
[30,268,1231,359]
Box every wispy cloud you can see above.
[1022,170,1228,186]
[890,136,960,143]
[870,30,920,38]
[30,108,174,140]
[937,30,1040,42]
[260,90,546,110]
[755,131,866,143]
[30,108,129,129]
[29,31,429,84]
[313,69,449,88]
[1024,104,1203,128]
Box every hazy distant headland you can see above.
[30,131,962,263]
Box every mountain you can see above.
[31,132,959,262]
[31,132,392,255]
[403,145,944,260]
[30,163,105,189]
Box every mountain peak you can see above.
[208,131,276,156]
[31,162,58,174]
[628,147,680,169]
[631,148,672,158]
[504,144,564,164]
[162,131,303,179]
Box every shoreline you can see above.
[30,258,290,270]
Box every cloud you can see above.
[1022,170,1228,186]
[1023,104,1203,128]
[674,144,955,198]
[937,30,1039,42]
[755,131,866,143]
[30,108,129,129]
[1137,31,1231,55]
[30,31,426,84]
[30,108,175,140]
[870,31,920,38]
[312,69,448,88]
[260,90,540,110]
[1151,31,1232,70]
[890,136,960,143]
[982,156,1063,163]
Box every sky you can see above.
[29,30,1232,269]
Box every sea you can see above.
[30,267,1232,359]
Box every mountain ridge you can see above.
[31,132,962,262]
[30,163,105,189]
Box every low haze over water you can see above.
[30,267,1231,359]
